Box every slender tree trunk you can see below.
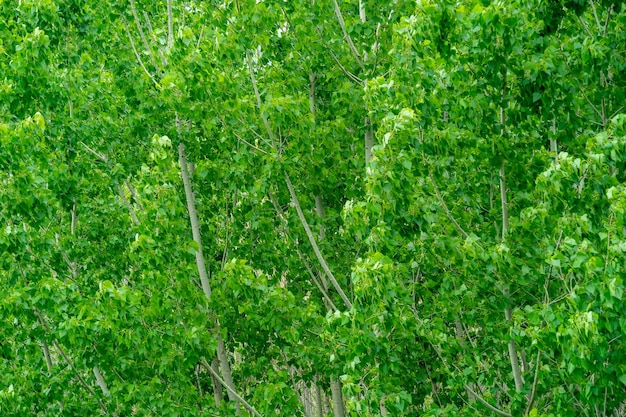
[217,333,241,414]
[330,376,345,417]
[179,144,244,413]
[315,379,323,417]
[210,357,224,406]
[365,116,373,165]
[499,72,524,393]
[41,342,53,372]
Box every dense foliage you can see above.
[1,0,625,416]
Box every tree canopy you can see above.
[1,0,626,416]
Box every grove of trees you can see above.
[1,0,626,416]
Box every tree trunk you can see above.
[330,377,345,417]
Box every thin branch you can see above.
[285,174,353,309]
[220,198,231,270]
[167,0,174,50]
[118,184,140,225]
[428,171,469,239]
[523,351,541,416]
[464,385,513,417]
[80,142,108,162]
[603,6,612,36]
[34,308,109,415]
[579,86,604,121]
[268,191,338,311]
[245,50,276,147]
[232,131,269,154]
[200,358,263,417]
[126,180,144,211]
[609,106,624,120]
[588,0,602,32]
[544,230,563,304]
[499,161,508,241]
[236,117,274,148]
[577,16,594,38]
[179,143,212,300]
[329,50,363,85]
[332,0,364,70]
[129,0,160,71]
[41,342,53,372]
[122,17,159,86]
[196,24,205,49]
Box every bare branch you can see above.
[464,385,513,417]
[329,50,363,85]
[245,50,277,147]
[232,131,269,154]
[588,0,602,32]
[80,141,108,162]
[523,351,542,416]
[428,171,469,239]
[200,357,262,417]
[178,144,212,300]
[129,0,160,71]
[332,0,364,70]
[122,17,159,86]
[167,0,174,50]
[285,174,353,309]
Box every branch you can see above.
[588,0,602,32]
[523,351,541,416]
[428,171,469,239]
[80,141,108,163]
[167,0,174,50]
[232,131,269,154]
[93,366,111,396]
[329,50,363,85]
[179,144,212,300]
[122,17,159,87]
[118,184,140,225]
[268,191,338,311]
[200,358,263,417]
[245,50,277,147]
[129,0,160,71]
[285,174,353,309]
[464,385,513,417]
[34,308,109,415]
[332,0,364,70]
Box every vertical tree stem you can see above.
[178,143,211,300]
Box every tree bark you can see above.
[330,376,345,417]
